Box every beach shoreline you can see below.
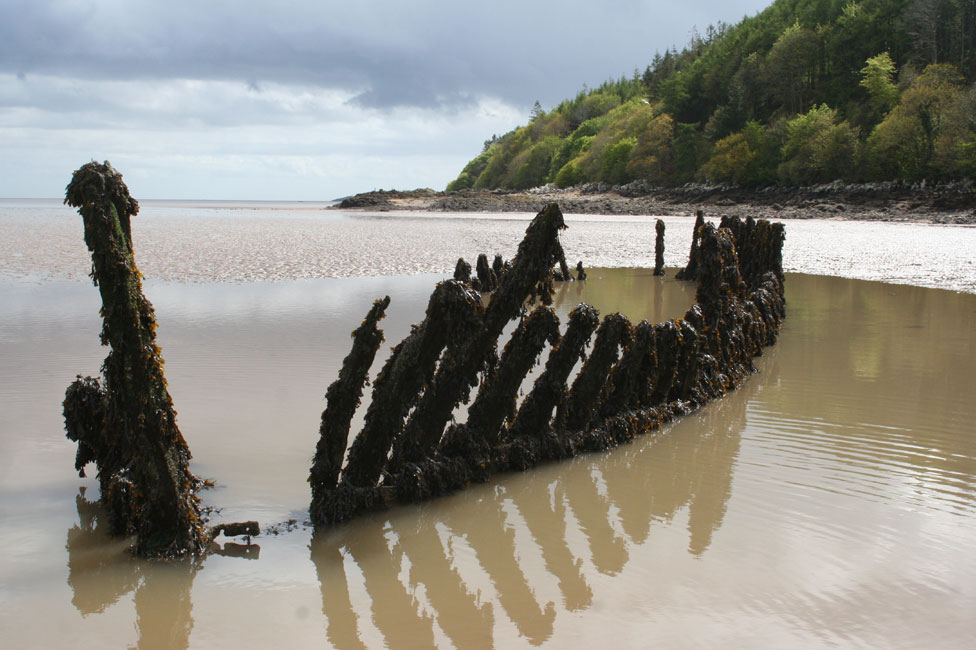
[334,182,976,225]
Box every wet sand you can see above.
[2,199,975,292]
[1,202,974,648]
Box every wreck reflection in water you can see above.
[67,489,198,650]
[308,358,752,648]
[22,270,976,648]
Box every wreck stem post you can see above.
[62,161,208,557]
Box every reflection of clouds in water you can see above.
[309,372,759,647]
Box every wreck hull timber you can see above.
[310,204,785,527]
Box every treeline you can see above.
[448,0,976,191]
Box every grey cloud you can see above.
[0,0,772,111]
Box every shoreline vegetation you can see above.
[334,181,976,225]
[429,0,976,222]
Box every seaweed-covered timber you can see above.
[453,257,472,283]
[309,203,786,527]
[309,296,390,516]
[676,209,705,281]
[654,219,666,276]
[456,247,584,290]
[62,161,209,557]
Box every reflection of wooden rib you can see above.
[561,469,629,576]
[311,540,367,650]
[393,516,495,649]
[510,478,594,611]
[347,520,438,650]
[311,203,786,528]
[449,495,556,644]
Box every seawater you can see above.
[0,201,974,649]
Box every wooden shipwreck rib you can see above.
[310,203,786,527]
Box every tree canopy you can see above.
[447,0,976,191]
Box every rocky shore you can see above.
[335,180,975,225]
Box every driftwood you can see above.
[310,203,786,527]
[211,521,261,538]
[62,161,209,557]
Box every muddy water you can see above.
[1,262,975,648]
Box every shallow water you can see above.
[1,203,975,648]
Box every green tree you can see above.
[447,149,492,191]
[570,93,621,128]
[553,161,584,187]
[860,52,900,117]
[626,113,675,182]
[702,120,780,185]
[601,137,638,184]
[701,132,758,183]
[779,104,860,183]
[530,100,544,121]
[505,136,562,190]
[865,63,966,178]
[671,122,710,183]
[765,22,821,114]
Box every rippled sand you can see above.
[2,199,974,292]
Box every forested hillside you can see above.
[448,0,976,190]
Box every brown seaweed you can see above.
[310,296,390,512]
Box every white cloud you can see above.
[0,74,524,199]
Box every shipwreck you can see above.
[61,162,785,555]
[310,203,785,527]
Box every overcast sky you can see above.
[1,0,772,200]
